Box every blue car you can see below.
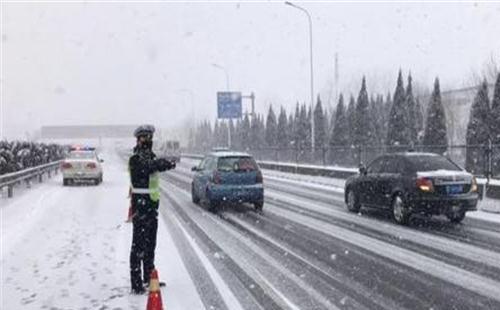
[191,152,264,212]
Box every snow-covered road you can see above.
[2,151,500,310]
[1,151,202,310]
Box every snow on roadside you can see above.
[1,151,202,310]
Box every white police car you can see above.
[61,146,104,186]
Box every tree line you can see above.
[188,71,500,175]
[465,73,500,176]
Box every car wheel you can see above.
[191,184,200,204]
[63,178,68,186]
[392,194,411,225]
[346,188,361,213]
[447,210,465,224]
[254,201,264,211]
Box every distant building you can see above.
[421,84,494,146]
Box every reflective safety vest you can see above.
[129,167,161,202]
[148,172,160,202]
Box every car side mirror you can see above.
[191,166,199,172]
[359,165,367,175]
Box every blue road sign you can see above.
[217,92,242,119]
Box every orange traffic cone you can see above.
[146,269,163,310]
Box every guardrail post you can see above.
[357,146,362,166]
[39,173,43,183]
[295,148,299,174]
[8,185,13,198]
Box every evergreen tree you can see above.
[288,113,296,148]
[384,91,392,121]
[370,94,385,146]
[406,74,418,145]
[347,95,356,146]
[277,107,288,149]
[292,103,301,148]
[314,95,327,149]
[249,115,261,150]
[330,94,349,147]
[239,114,251,150]
[491,74,500,176]
[265,105,278,148]
[233,119,242,150]
[465,80,491,174]
[491,74,500,142]
[414,97,424,143]
[257,114,266,149]
[219,121,229,147]
[306,105,312,149]
[423,77,448,154]
[354,77,373,146]
[199,121,213,151]
[228,119,235,149]
[297,104,309,149]
[387,70,411,148]
[213,120,221,146]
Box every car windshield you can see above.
[217,156,258,172]
[407,156,461,172]
[67,152,95,160]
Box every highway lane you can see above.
[155,159,500,310]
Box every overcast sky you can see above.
[2,1,500,139]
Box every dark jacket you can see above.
[129,148,173,189]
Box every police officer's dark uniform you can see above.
[129,125,175,294]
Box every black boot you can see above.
[131,286,146,295]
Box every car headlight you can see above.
[471,177,478,193]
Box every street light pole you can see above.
[212,63,230,91]
[285,1,315,149]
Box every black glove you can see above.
[169,160,176,170]
[155,158,170,172]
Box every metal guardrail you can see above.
[0,160,62,198]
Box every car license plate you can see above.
[446,185,463,195]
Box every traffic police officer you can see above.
[129,125,175,294]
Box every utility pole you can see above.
[285,1,315,149]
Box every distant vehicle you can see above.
[61,146,104,186]
[160,140,181,163]
[344,152,479,225]
[191,151,264,212]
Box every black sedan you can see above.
[344,152,479,225]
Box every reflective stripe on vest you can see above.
[149,172,160,202]
[130,187,152,194]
